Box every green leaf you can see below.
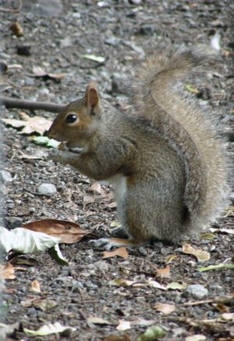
[137,325,166,341]
[48,244,69,266]
[31,136,60,148]
[0,226,60,255]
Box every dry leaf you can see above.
[21,298,57,311]
[104,335,131,341]
[109,279,146,288]
[200,232,215,240]
[32,298,58,311]
[109,279,134,287]
[18,150,47,160]
[213,303,229,313]
[146,279,167,290]
[224,206,234,217]
[210,227,234,235]
[116,320,131,331]
[165,254,177,263]
[24,322,75,336]
[83,195,95,204]
[87,317,111,325]
[166,282,187,290]
[2,112,52,135]
[23,219,90,244]
[156,265,171,278]
[0,263,15,279]
[185,335,206,341]
[198,263,234,272]
[154,303,176,315]
[83,54,105,63]
[30,280,41,293]
[21,299,36,308]
[89,182,104,195]
[32,66,66,80]
[221,312,234,321]
[103,247,129,259]
[106,202,117,208]
[130,318,156,327]
[182,244,210,262]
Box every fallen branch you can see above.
[0,96,234,142]
[0,96,66,113]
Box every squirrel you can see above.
[47,46,229,249]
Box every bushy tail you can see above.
[132,46,229,230]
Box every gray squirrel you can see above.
[47,47,229,248]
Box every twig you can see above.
[0,96,66,113]
[167,316,231,333]
[184,295,234,306]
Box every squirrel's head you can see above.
[47,82,101,149]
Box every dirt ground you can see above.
[0,0,234,340]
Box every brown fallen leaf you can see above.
[0,263,15,279]
[116,320,131,331]
[156,265,171,278]
[21,298,58,311]
[146,279,167,290]
[109,279,144,287]
[30,280,41,293]
[32,298,58,311]
[32,66,66,80]
[103,247,129,259]
[213,302,230,313]
[83,195,95,205]
[23,219,90,244]
[182,244,210,262]
[154,303,176,315]
[104,335,131,341]
[166,282,187,290]
[1,112,52,135]
[89,182,104,195]
[87,317,111,325]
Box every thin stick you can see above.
[0,96,66,113]
[0,0,22,13]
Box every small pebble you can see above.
[4,216,23,229]
[37,183,57,195]
[0,170,13,183]
[184,284,208,300]
[94,260,109,272]
[71,281,84,292]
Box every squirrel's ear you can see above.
[85,82,100,114]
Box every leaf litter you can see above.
[1,1,233,340]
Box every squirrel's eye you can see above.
[65,113,78,124]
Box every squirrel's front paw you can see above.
[89,237,142,250]
[89,238,116,250]
[48,148,63,162]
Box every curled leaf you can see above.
[182,244,210,262]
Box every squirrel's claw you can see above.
[89,238,119,250]
[89,237,143,250]
[47,148,63,162]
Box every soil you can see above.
[0,1,234,340]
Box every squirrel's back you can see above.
[131,46,229,231]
